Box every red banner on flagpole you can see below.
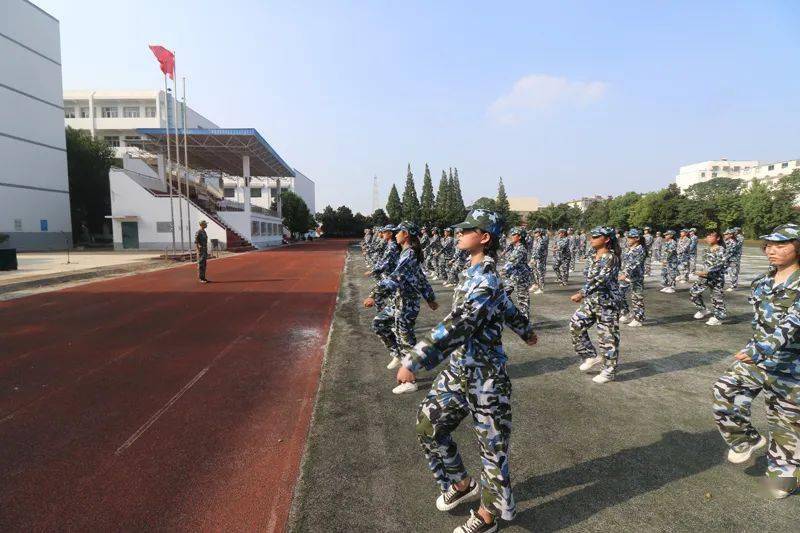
[149,45,175,79]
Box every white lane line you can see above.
[115,367,210,455]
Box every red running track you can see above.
[0,240,348,531]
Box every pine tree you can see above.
[419,163,436,227]
[386,184,403,223]
[496,176,511,224]
[435,170,450,227]
[449,167,466,225]
[401,163,421,223]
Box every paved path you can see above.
[0,240,348,531]
[290,246,799,532]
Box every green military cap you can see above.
[760,223,800,242]
[664,230,676,236]
[396,220,420,236]
[199,220,208,227]
[452,209,503,238]
[589,226,615,237]
[626,228,642,238]
[509,226,526,237]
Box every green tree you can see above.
[606,192,641,229]
[280,190,313,235]
[401,163,421,222]
[369,208,389,227]
[469,197,497,210]
[419,163,436,227]
[65,127,115,244]
[435,170,450,227]
[496,177,510,220]
[448,167,467,225]
[386,184,403,223]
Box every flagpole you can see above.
[171,53,185,254]
[163,74,176,254]
[182,77,192,261]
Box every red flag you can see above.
[149,45,175,79]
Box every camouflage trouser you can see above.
[689,251,698,273]
[197,250,208,280]
[439,255,452,280]
[569,249,577,271]
[661,259,677,288]
[620,277,645,321]
[678,253,691,281]
[553,257,570,285]
[447,261,462,285]
[713,361,800,480]
[416,365,515,520]
[532,257,546,288]
[570,299,620,373]
[689,276,726,319]
[372,295,421,358]
[508,274,532,318]
[644,253,652,276]
[653,248,662,262]
[727,259,741,288]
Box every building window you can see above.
[101,106,118,118]
[223,187,235,198]
[14,219,22,231]
[156,222,173,233]
[782,162,789,168]
[123,106,140,118]
[104,136,120,147]
[711,172,717,178]
[64,108,76,118]
[252,221,259,235]
[711,166,719,171]
[250,187,262,198]
[733,166,740,171]
[722,166,729,171]
[145,106,157,118]
[261,222,267,235]
[80,107,90,118]
[700,172,705,178]
[768,165,775,171]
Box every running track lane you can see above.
[0,240,348,531]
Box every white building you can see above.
[676,158,800,191]
[1,0,72,251]
[507,196,540,218]
[566,195,607,211]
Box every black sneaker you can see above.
[453,510,498,533]
[436,479,480,511]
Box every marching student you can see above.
[724,227,744,291]
[660,230,678,293]
[395,209,537,533]
[619,228,647,327]
[570,226,623,384]
[677,229,691,283]
[501,227,533,318]
[366,225,400,310]
[689,227,699,274]
[364,221,438,378]
[553,228,571,286]
[712,223,800,499]
[426,228,441,276]
[689,229,727,326]
[438,228,456,281]
[530,228,548,294]
[652,230,663,263]
[643,226,654,276]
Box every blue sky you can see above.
[37,0,800,214]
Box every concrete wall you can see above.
[217,211,283,249]
[292,169,316,213]
[0,0,72,251]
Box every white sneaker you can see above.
[386,357,401,370]
[660,287,676,293]
[592,369,615,384]
[619,314,631,323]
[706,317,723,326]
[436,478,480,511]
[727,435,767,464]
[534,288,544,294]
[579,355,603,372]
[694,310,710,320]
[725,287,735,292]
[392,381,418,395]
[627,319,643,327]
[766,476,799,499]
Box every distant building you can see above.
[676,158,800,191]
[508,196,540,218]
[1,0,72,250]
[566,195,606,211]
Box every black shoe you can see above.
[453,510,498,533]
[436,479,480,511]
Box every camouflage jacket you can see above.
[643,234,654,256]
[371,247,436,303]
[438,236,455,259]
[662,240,677,261]
[373,239,400,276]
[653,236,662,251]
[689,235,698,254]
[581,251,622,307]
[369,237,386,259]
[701,244,727,280]
[724,237,743,261]
[403,256,533,373]
[621,244,646,280]
[531,236,547,259]
[677,237,690,254]
[427,235,441,254]
[553,237,571,259]
[420,234,430,248]
[743,267,800,377]
[502,243,532,280]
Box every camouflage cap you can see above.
[557,228,567,233]
[589,226,615,237]
[760,223,800,242]
[509,226,526,237]
[396,220,420,237]
[452,209,503,238]
[644,226,652,231]
[382,224,397,232]
[626,228,642,238]
[723,228,734,235]
[664,229,676,236]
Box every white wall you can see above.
[0,0,72,250]
[217,211,282,249]
[292,169,316,213]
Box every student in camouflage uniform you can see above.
[501,227,533,318]
[365,221,438,373]
[570,227,622,384]
[689,229,727,326]
[619,228,647,327]
[530,228,548,294]
[689,228,699,273]
[447,243,469,287]
[643,227,654,276]
[553,229,571,286]
[659,230,678,293]
[361,228,373,259]
[567,228,578,272]
[712,223,800,499]
[367,227,387,267]
[677,229,692,282]
[426,228,441,275]
[195,220,209,283]
[724,228,744,291]
[653,231,663,263]
[396,209,537,533]
[437,228,456,281]
[367,225,401,310]
[577,230,587,260]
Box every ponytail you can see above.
[410,235,424,262]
